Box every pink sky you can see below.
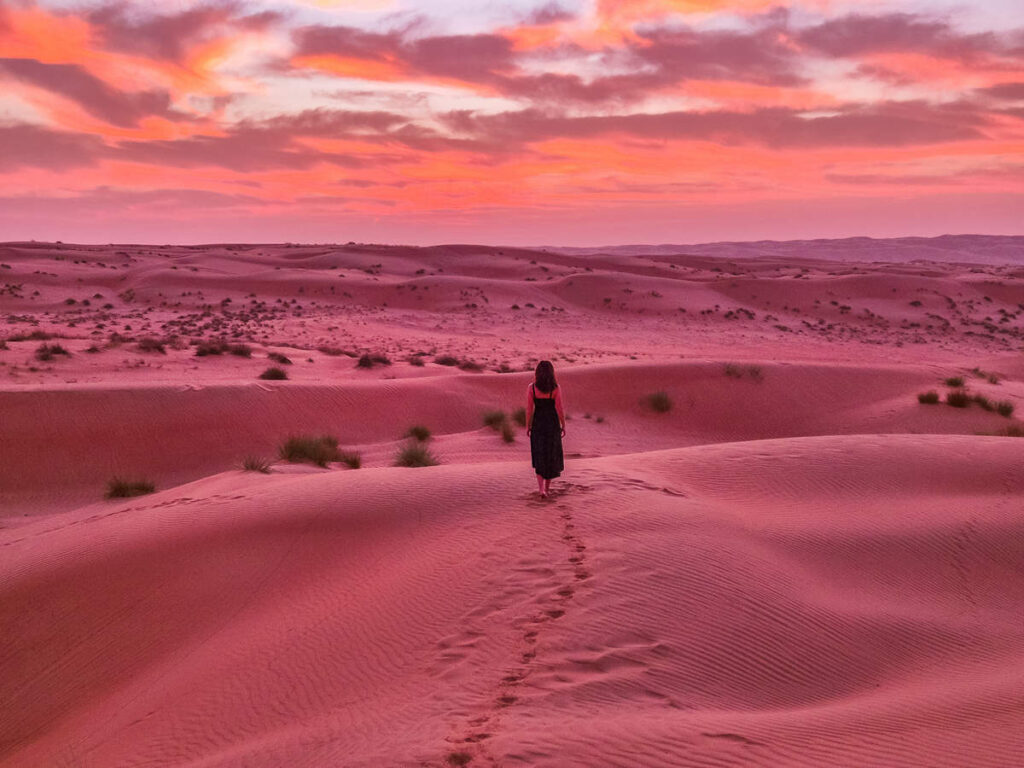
[0,0,1022,245]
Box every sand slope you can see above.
[3,433,1023,767]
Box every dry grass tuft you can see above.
[106,477,155,498]
[279,435,339,467]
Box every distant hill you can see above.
[547,234,1024,265]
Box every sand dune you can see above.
[2,237,1024,766]
[3,435,1023,767]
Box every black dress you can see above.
[530,383,564,480]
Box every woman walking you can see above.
[526,360,565,498]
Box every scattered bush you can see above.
[195,340,227,356]
[406,424,431,441]
[447,752,472,767]
[944,376,964,387]
[35,343,70,361]
[500,420,515,443]
[268,352,292,365]
[395,442,439,467]
[946,389,970,408]
[434,355,460,366]
[338,450,362,469]
[745,365,764,382]
[370,353,391,366]
[408,355,425,366]
[596,415,605,423]
[724,363,743,378]
[0,340,7,350]
[318,346,346,356]
[242,455,272,473]
[9,330,53,342]
[227,343,252,357]
[512,407,527,426]
[917,391,940,404]
[458,359,483,372]
[996,401,1015,418]
[279,435,339,467]
[136,337,166,354]
[646,391,672,413]
[356,353,374,368]
[973,394,994,412]
[995,424,1024,437]
[259,367,288,380]
[483,410,507,429]
[105,477,155,498]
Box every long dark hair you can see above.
[534,360,557,394]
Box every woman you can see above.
[526,360,565,498]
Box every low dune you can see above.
[2,236,1023,766]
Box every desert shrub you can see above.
[370,353,391,366]
[972,394,994,412]
[995,424,1024,437]
[500,420,515,443]
[0,340,7,350]
[917,391,940,404]
[745,365,764,382]
[259,367,288,380]
[395,442,439,467]
[195,340,227,356]
[105,477,155,498]
[996,401,1015,418]
[447,752,472,767]
[434,355,460,366]
[406,424,431,441]
[596,415,605,423]
[408,355,425,366]
[512,407,527,426]
[338,450,362,469]
[268,352,292,365]
[944,376,964,387]
[242,455,272,473]
[646,391,672,413]
[356,353,374,368]
[946,389,970,408]
[85,345,101,354]
[227,343,252,357]
[9,330,53,342]
[724,363,743,378]
[483,410,507,429]
[318,346,346,356]
[459,359,483,372]
[35,343,70,361]
[279,435,339,467]
[136,337,166,354]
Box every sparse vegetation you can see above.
[406,424,431,441]
[944,376,965,388]
[395,442,439,467]
[724,363,743,378]
[447,752,473,767]
[35,343,70,361]
[105,477,155,499]
[338,450,362,469]
[973,394,994,412]
[512,407,527,426]
[279,435,339,467]
[500,420,515,443]
[996,401,1015,418]
[357,353,392,368]
[136,337,166,354]
[646,391,672,413]
[242,455,272,473]
[259,367,288,380]
[994,424,1024,437]
[946,389,971,408]
[917,391,940,404]
[434,355,460,366]
[318,346,347,357]
[458,359,483,372]
[268,352,292,365]
[195,340,227,356]
[227,343,252,357]
[408,355,425,366]
[483,410,507,429]
[724,362,763,381]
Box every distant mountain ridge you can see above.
[546,234,1024,265]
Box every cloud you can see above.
[0,57,177,127]
[0,123,104,171]
[977,82,1024,100]
[442,100,987,149]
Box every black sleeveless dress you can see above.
[530,383,564,480]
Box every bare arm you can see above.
[526,384,534,430]
[554,387,565,429]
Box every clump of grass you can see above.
[318,346,346,356]
[458,359,483,372]
[946,389,971,408]
[105,477,155,499]
[434,355,460,366]
[279,435,339,467]
[447,752,473,767]
[195,340,227,356]
[596,415,605,423]
[395,442,439,467]
[944,376,965,387]
[136,337,166,354]
[268,352,292,365]
[996,401,1015,418]
[338,450,361,469]
[745,365,764,382]
[406,424,431,441]
[512,407,527,426]
[242,455,272,473]
[971,367,1000,385]
[500,420,515,443]
[356,353,374,368]
[972,394,994,412]
[995,424,1024,437]
[646,391,672,413]
[9,330,53,342]
[724,363,743,378]
[408,355,425,366]
[917,391,940,404]
[227,343,252,357]
[259,367,288,380]
[483,410,507,429]
[35,343,70,361]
